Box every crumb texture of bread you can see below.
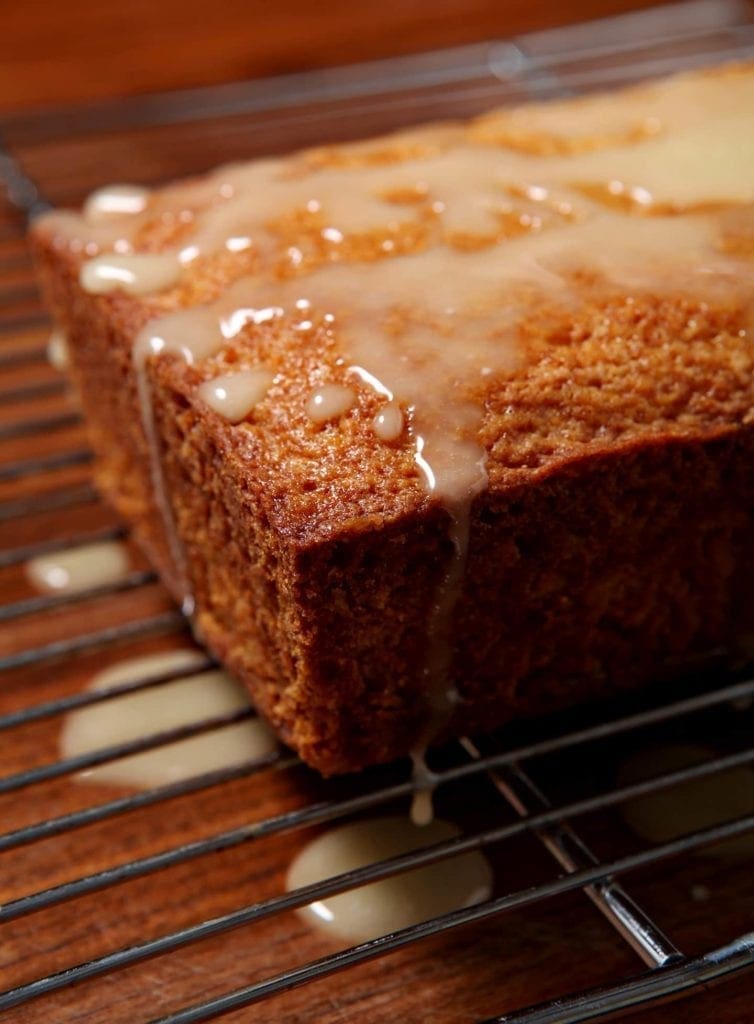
[31,62,754,773]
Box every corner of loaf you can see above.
[31,61,754,774]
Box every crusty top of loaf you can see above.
[33,62,754,545]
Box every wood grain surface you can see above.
[2,4,754,1019]
[0,0,681,112]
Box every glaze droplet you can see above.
[410,748,437,826]
[83,184,150,220]
[80,253,182,296]
[25,540,130,595]
[372,400,404,441]
[198,368,274,423]
[305,384,356,424]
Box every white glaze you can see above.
[46,328,69,371]
[305,384,356,424]
[409,750,437,827]
[286,816,492,943]
[408,502,474,774]
[372,400,404,441]
[83,184,150,220]
[136,306,223,365]
[25,540,130,595]
[132,331,195,615]
[61,650,277,788]
[44,67,754,271]
[80,253,182,296]
[198,368,274,422]
[618,743,754,858]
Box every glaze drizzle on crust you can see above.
[32,62,754,774]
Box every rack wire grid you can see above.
[2,2,754,1021]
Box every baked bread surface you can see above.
[32,63,754,772]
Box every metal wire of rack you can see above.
[1,3,754,1021]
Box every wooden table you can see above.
[2,0,670,112]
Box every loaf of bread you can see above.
[32,64,754,774]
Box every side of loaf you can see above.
[32,63,754,773]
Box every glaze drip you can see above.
[80,253,182,296]
[132,334,195,613]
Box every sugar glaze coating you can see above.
[25,540,130,595]
[286,816,492,942]
[61,650,278,788]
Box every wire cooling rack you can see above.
[1,2,754,1021]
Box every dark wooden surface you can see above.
[2,2,754,1020]
[1,0,669,112]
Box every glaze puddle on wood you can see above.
[618,743,754,857]
[61,650,278,788]
[287,815,492,943]
[25,539,131,594]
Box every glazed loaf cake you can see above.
[32,64,754,774]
